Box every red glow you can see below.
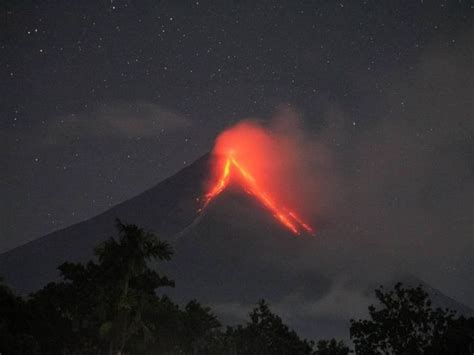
[201,122,315,236]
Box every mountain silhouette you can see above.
[0,153,210,294]
[0,153,471,340]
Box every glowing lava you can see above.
[201,152,315,236]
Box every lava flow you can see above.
[200,152,315,236]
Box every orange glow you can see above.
[201,152,315,236]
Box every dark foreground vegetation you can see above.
[1,220,473,354]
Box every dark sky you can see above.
[1,0,472,264]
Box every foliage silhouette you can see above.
[224,299,316,355]
[350,282,474,354]
[314,338,351,354]
[2,220,473,354]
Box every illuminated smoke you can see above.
[199,119,315,236]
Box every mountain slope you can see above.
[0,153,211,294]
[0,153,471,340]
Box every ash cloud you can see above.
[318,32,474,308]
[215,31,474,313]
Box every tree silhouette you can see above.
[427,316,474,354]
[0,278,40,354]
[3,219,473,354]
[180,300,222,353]
[350,282,467,354]
[26,219,174,354]
[226,299,316,354]
[96,219,174,354]
[315,339,351,354]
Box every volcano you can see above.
[200,152,314,236]
[0,153,472,340]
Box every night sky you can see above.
[1,0,473,283]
